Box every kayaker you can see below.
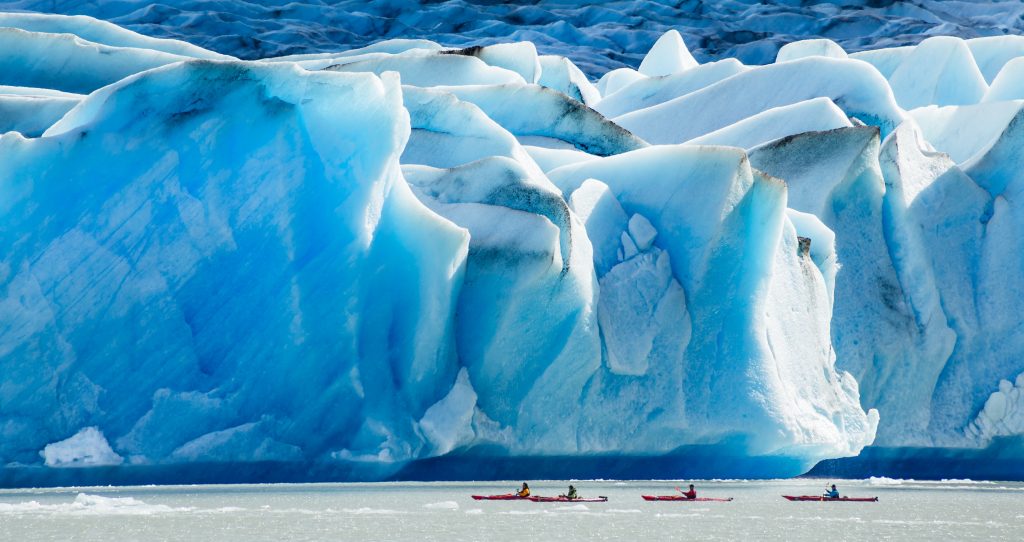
[562,485,578,500]
[682,484,697,499]
[516,483,531,497]
[824,484,840,499]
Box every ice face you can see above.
[3,12,1024,483]
[0,60,469,471]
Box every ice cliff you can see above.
[1,12,1024,483]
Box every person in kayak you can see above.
[824,484,840,499]
[682,484,697,499]
[561,485,578,500]
[516,483,531,497]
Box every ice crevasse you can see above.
[1,13,1022,483]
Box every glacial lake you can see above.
[1,478,1021,541]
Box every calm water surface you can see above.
[0,478,1021,541]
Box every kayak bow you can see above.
[471,494,525,500]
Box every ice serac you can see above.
[0,60,470,472]
[537,54,600,106]
[909,101,1023,164]
[593,59,747,119]
[776,39,847,62]
[984,57,1024,102]
[0,26,188,94]
[887,36,988,109]
[0,88,81,137]
[0,12,231,60]
[432,83,647,156]
[323,50,525,87]
[406,155,601,454]
[638,30,698,77]
[548,146,877,468]
[686,97,852,150]
[968,35,1024,84]
[616,57,905,144]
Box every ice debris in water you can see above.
[0,11,1024,482]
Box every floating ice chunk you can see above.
[0,27,188,94]
[627,213,657,251]
[887,36,988,109]
[616,57,904,144]
[594,59,747,119]
[568,179,629,276]
[324,49,525,87]
[638,30,698,77]
[984,57,1024,102]
[686,97,852,150]
[909,101,1023,164]
[967,35,1024,84]
[0,12,229,60]
[596,67,645,97]
[41,427,123,467]
[776,39,847,62]
[424,501,460,510]
[538,55,600,105]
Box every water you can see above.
[1,479,1021,541]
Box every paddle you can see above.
[675,486,694,499]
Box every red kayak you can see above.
[528,496,608,502]
[471,494,525,500]
[642,495,733,502]
[783,495,878,502]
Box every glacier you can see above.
[2,11,1024,485]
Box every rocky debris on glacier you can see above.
[2,12,1024,483]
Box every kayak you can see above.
[782,495,878,502]
[528,496,608,502]
[642,495,733,502]
[471,494,525,500]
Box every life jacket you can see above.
[683,489,697,499]
[517,488,530,497]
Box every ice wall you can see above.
[2,13,1024,483]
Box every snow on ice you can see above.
[0,10,1024,483]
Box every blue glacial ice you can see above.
[2,11,1024,484]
